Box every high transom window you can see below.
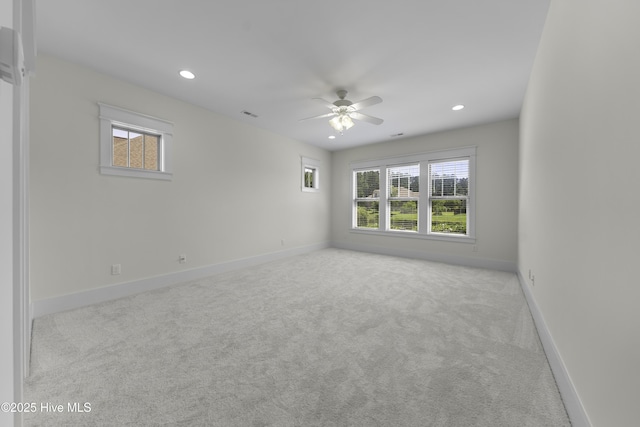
[99,103,173,180]
[301,156,321,192]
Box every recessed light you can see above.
[452,104,465,111]
[328,135,336,139]
[179,70,195,79]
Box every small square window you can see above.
[99,103,173,180]
[304,167,316,188]
[301,157,320,192]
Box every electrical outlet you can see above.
[111,264,121,275]
[179,254,187,264]
[281,239,285,246]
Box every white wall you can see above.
[331,119,519,271]
[1,1,23,425]
[519,0,640,426]
[1,1,16,425]
[30,55,331,302]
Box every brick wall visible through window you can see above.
[112,128,159,170]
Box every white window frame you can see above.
[99,103,173,180]
[353,168,381,229]
[301,156,320,192]
[387,163,420,232]
[350,146,476,242]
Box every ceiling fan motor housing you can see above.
[333,89,352,107]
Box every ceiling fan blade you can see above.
[350,112,384,125]
[312,97,338,110]
[350,96,382,111]
[299,112,337,122]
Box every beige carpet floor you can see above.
[24,249,570,426]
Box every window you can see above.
[354,169,380,228]
[351,147,475,241]
[388,164,420,231]
[301,156,320,192]
[112,127,160,171]
[99,103,173,180]
[429,159,469,234]
[304,167,315,188]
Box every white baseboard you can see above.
[332,240,517,272]
[32,242,511,318]
[32,242,330,318]
[517,271,591,427]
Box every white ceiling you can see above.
[35,0,550,151]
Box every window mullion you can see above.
[380,165,388,231]
[127,131,131,168]
[419,161,429,235]
[142,135,146,170]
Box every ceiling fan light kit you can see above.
[329,113,355,132]
[300,90,383,134]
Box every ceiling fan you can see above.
[300,90,383,133]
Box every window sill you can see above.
[100,166,173,181]
[350,227,476,243]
